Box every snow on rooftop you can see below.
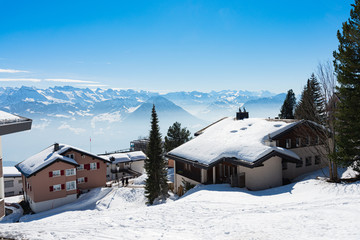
[105,151,147,164]
[0,110,22,124]
[3,167,21,177]
[169,117,300,165]
[16,144,78,177]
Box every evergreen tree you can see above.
[164,122,191,152]
[279,89,296,119]
[333,0,360,172]
[294,73,324,124]
[144,105,169,204]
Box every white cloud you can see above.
[58,123,86,135]
[91,111,122,128]
[0,68,29,73]
[46,78,98,84]
[76,84,108,88]
[0,78,41,82]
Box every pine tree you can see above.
[279,89,296,119]
[144,105,169,204]
[164,122,191,152]
[294,73,324,124]
[333,0,360,172]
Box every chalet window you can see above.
[66,181,76,191]
[286,139,291,148]
[276,140,279,147]
[305,136,310,146]
[66,168,76,176]
[296,138,301,147]
[90,162,97,170]
[66,154,75,159]
[81,154,86,159]
[315,136,320,145]
[77,164,84,170]
[77,177,85,184]
[18,180,22,184]
[4,180,14,188]
[53,184,61,192]
[5,191,14,197]
[52,170,61,177]
[296,158,303,168]
[305,157,312,166]
[185,163,191,171]
[315,156,321,165]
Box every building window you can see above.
[185,163,191,171]
[66,181,76,191]
[66,168,76,176]
[53,170,61,177]
[4,180,14,188]
[315,156,321,165]
[90,162,97,170]
[81,154,86,159]
[276,140,279,147]
[66,154,75,159]
[305,136,310,146]
[296,138,301,147]
[125,162,130,166]
[305,157,312,166]
[18,180,22,184]
[296,158,303,168]
[77,164,84,170]
[282,161,288,170]
[315,136,320,145]
[286,139,291,148]
[5,191,15,197]
[77,177,85,184]
[53,184,61,191]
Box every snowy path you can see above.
[1,176,360,239]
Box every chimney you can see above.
[236,107,249,120]
[54,143,60,152]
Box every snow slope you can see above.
[1,170,360,240]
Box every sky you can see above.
[0,0,353,95]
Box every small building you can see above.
[101,151,146,181]
[3,167,23,197]
[0,110,32,219]
[15,143,110,213]
[167,114,328,193]
[130,139,149,154]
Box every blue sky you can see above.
[0,0,352,94]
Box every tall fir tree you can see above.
[164,122,191,152]
[279,89,296,119]
[333,0,360,172]
[294,73,324,124]
[144,105,169,204]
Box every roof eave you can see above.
[0,119,32,136]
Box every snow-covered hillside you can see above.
[1,170,359,240]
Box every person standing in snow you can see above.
[125,177,129,186]
[121,177,125,187]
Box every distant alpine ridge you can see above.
[0,86,285,122]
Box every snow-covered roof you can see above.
[16,143,109,177]
[0,110,22,124]
[3,167,21,177]
[168,118,301,166]
[104,151,147,164]
[0,110,32,136]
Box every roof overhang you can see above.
[167,150,301,170]
[0,119,32,136]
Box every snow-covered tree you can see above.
[279,89,296,119]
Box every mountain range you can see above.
[0,86,285,123]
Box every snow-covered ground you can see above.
[1,169,359,240]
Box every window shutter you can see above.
[61,184,65,190]
[85,164,90,170]
[49,172,53,177]
[61,170,64,176]
[49,186,53,192]
[30,186,32,191]
[85,177,88,182]
[97,162,100,169]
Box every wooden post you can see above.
[213,166,216,184]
